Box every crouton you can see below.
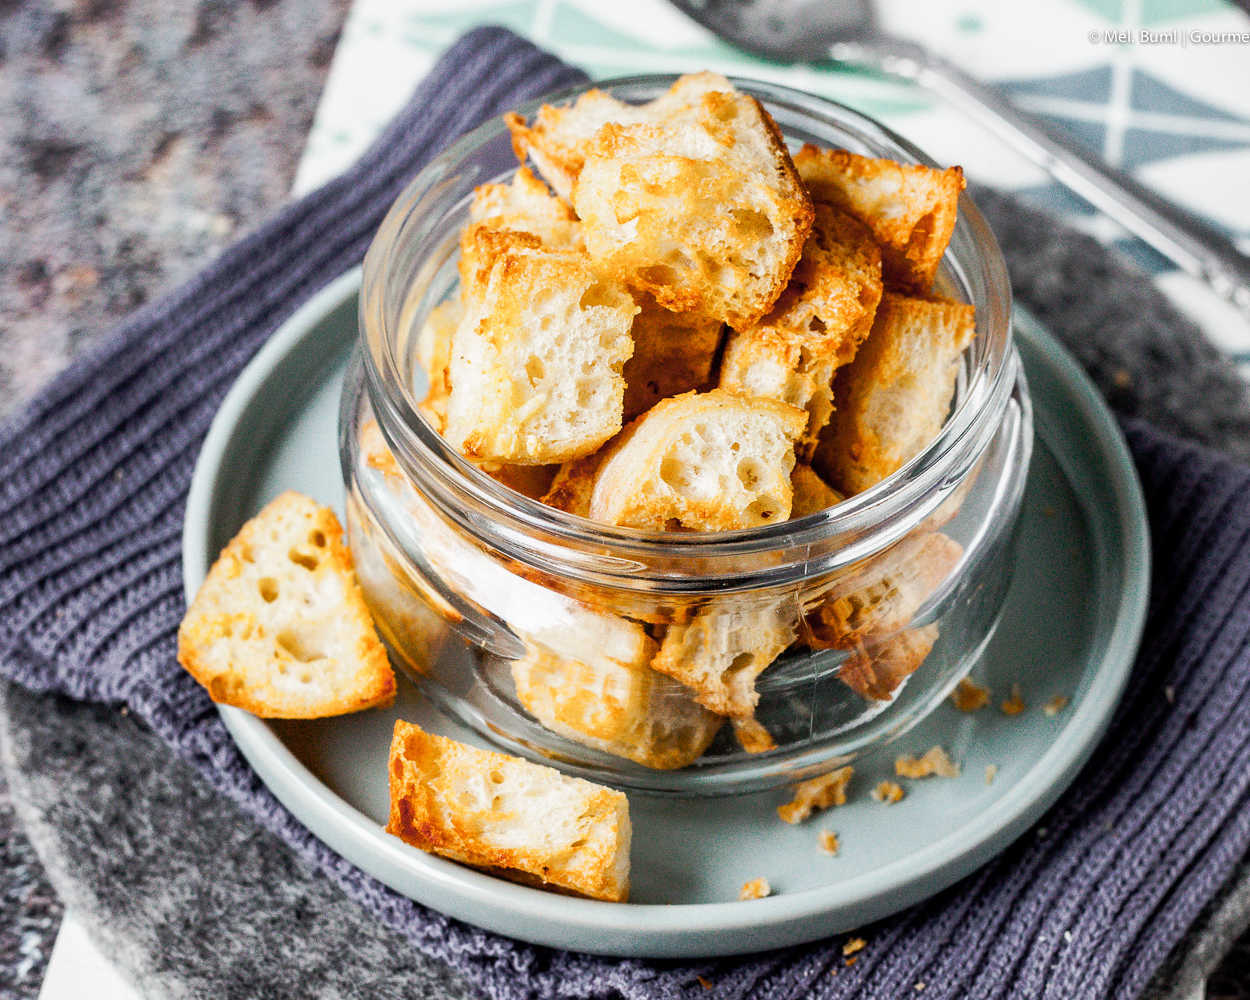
[807,531,962,649]
[505,89,645,202]
[839,624,940,702]
[511,640,723,770]
[541,449,606,518]
[789,464,844,519]
[416,297,463,434]
[386,721,631,901]
[177,492,396,718]
[813,292,976,495]
[795,145,965,293]
[623,293,724,422]
[589,389,806,531]
[465,165,580,250]
[719,204,883,456]
[651,597,798,752]
[572,74,813,328]
[444,229,639,465]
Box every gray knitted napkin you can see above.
[5,26,1250,1000]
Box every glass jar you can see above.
[342,76,1032,796]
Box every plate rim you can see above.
[182,268,1151,957]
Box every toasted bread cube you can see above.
[795,145,965,293]
[541,449,605,518]
[386,722,631,901]
[814,292,976,495]
[512,640,723,770]
[652,597,797,753]
[790,464,845,519]
[623,293,724,421]
[177,492,396,718]
[416,297,463,434]
[505,90,645,202]
[588,389,807,531]
[444,229,639,465]
[807,531,962,649]
[573,77,812,329]
[719,205,882,457]
[838,624,940,702]
[466,166,580,248]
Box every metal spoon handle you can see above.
[831,35,1250,317]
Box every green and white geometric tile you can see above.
[295,0,1250,375]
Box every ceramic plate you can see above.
[182,268,1149,958]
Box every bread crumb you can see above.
[895,745,960,779]
[871,780,905,804]
[739,877,772,900]
[843,937,866,957]
[950,677,990,712]
[915,983,926,992]
[819,830,840,855]
[1000,683,1026,716]
[985,764,998,785]
[1043,694,1069,717]
[778,765,853,824]
[696,976,713,990]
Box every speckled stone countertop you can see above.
[0,1,348,995]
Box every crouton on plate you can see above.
[177,491,396,718]
[386,721,631,901]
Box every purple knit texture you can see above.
[4,28,1250,1000]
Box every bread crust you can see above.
[789,464,844,519]
[588,389,807,532]
[651,596,798,753]
[622,293,724,422]
[512,640,724,770]
[568,77,813,328]
[837,624,940,702]
[795,144,965,293]
[445,229,639,465]
[177,492,396,718]
[813,291,976,495]
[719,204,883,457]
[806,531,962,649]
[386,721,631,901]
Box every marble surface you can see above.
[0,1,349,995]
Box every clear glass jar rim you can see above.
[358,74,1017,580]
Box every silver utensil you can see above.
[670,0,1250,318]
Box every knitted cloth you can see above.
[4,27,1250,1000]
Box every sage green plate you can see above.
[182,268,1149,958]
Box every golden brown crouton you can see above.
[511,640,724,770]
[719,204,883,456]
[415,297,463,434]
[807,531,962,649]
[588,389,807,531]
[789,464,845,518]
[795,144,965,293]
[465,165,580,249]
[838,624,940,702]
[386,722,631,901]
[813,292,976,496]
[651,596,798,752]
[623,293,724,421]
[572,74,813,328]
[444,229,639,465]
[177,492,396,718]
